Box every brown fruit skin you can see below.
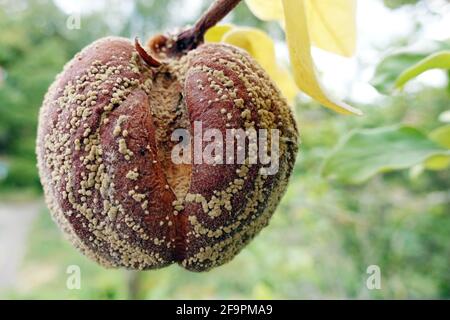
[36,36,298,271]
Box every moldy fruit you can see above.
[36,33,298,271]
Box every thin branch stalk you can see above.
[173,0,242,53]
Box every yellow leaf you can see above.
[245,0,284,21]
[206,26,298,104]
[282,0,362,115]
[246,0,357,57]
[305,0,356,57]
[204,24,233,42]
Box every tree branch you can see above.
[154,0,242,55]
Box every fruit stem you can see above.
[173,0,242,52]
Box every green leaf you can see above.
[383,0,420,9]
[394,51,450,89]
[423,155,450,171]
[424,125,450,170]
[322,125,450,184]
[424,125,450,171]
[429,124,450,148]
[370,41,450,94]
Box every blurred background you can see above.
[0,0,449,299]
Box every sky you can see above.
[53,0,450,105]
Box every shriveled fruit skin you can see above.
[36,36,298,271]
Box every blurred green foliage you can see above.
[383,0,419,9]
[0,0,449,299]
[322,125,450,184]
[371,41,450,94]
